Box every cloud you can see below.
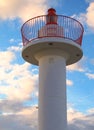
[0,0,64,21]
[0,107,94,130]
[0,50,15,66]
[0,100,23,113]
[72,2,94,33]
[86,2,94,29]
[0,49,38,101]
[67,79,73,86]
[0,63,38,101]
[8,46,22,52]
[0,0,47,21]
[9,38,15,43]
[0,107,38,130]
[67,56,86,72]
[87,108,94,113]
[67,62,84,72]
[85,73,94,79]
[68,108,94,130]
[0,45,39,126]
[67,108,84,122]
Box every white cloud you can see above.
[8,46,22,52]
[7,46,22,51]
[67,62,84,72]
[0,63,38,101]
[85,73,94,79]
[87,108,94,114]
[9,38,15,43]
[68,107,94,130]
[67,56,86,72]
[0,107,94,130]
[0,100,23,113]
[9,38,21,45]
[86,2,94,29]
[0,0,47,21]
[67,108,84,122]
[0,0,64,21]
[0,48,39,125]
[0,49,38,101]
[0,50,15,66]
[67,79,73,86]
[0,107,38,130]
[0,51,15,75]
[72,2,94,33]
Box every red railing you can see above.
[21,15,84,46]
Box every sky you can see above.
[0,0,94,130]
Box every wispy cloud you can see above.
[9,38,15,43]
[67,79,73,86]
[67,62,84,72]
[67,108,84,122]
[86,2,94,29]
[0,107,38,130]
[72,2,94,33]
[0,0,47,21]
[0,49,38,101]
[0,106,94,130]
[85,73,94,79]
[68,107,94,130]
[8,46,22,52]
[66,55,88,73]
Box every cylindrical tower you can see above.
[21,8,84,130]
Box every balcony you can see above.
[21,15,84,46]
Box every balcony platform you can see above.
[22,37,83,66]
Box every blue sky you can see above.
[0,0,94,130]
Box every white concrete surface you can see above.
[35,52,67,130]
[22,37,83,66]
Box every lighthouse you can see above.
[21,8,84,130]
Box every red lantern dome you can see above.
[46,8,57,24]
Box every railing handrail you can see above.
[21,15,84,46]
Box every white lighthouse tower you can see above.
[21,8,84,130]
